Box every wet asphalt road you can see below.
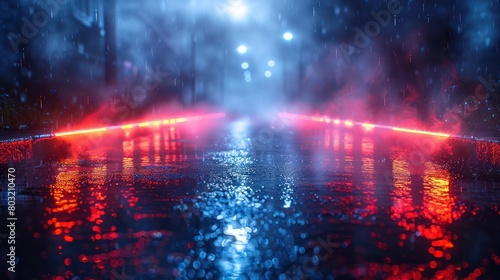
[1,118,500,279]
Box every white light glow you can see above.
[241,62,249,69]
[237,45,248,54]
[265,70,272,78]
[226,1,248,19]
[267,60,275,67]
[283,32,294,41]
[224,224,249,244]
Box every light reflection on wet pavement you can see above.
[2,119,500,279]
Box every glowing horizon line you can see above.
[54,112,225,137]
[279,112,451,138]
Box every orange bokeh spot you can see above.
[79,254,88,263]
[434,250,444,258]
[431,239,454,248]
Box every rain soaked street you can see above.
[3,0,500,279]
[2,119,500,279]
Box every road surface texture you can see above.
[1,118,499,280]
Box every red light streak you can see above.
[54,112,225,137]
[54,127,107,137]
[391,127,450,138]
[280,112,450,138]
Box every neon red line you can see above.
[54,127,107,137]
[280,112,450,138]
[391,127,450,137]
[54,112,225,137]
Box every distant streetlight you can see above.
[190,1,249,106]
[283,32,294,41]
[282,32,294,97]
[237,44,248,54]
[226,1,248,20]
[211,1,250,104]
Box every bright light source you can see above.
[237,45,247,54]
[232,118,250,134]
[226,1,248,20]
[241,62,249,69]
[283,32,294,41]
[362,123,375,130]
[121,124,135,129]
[265,70,272,78]
[268,60,276,67]
[224,224,249,243]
